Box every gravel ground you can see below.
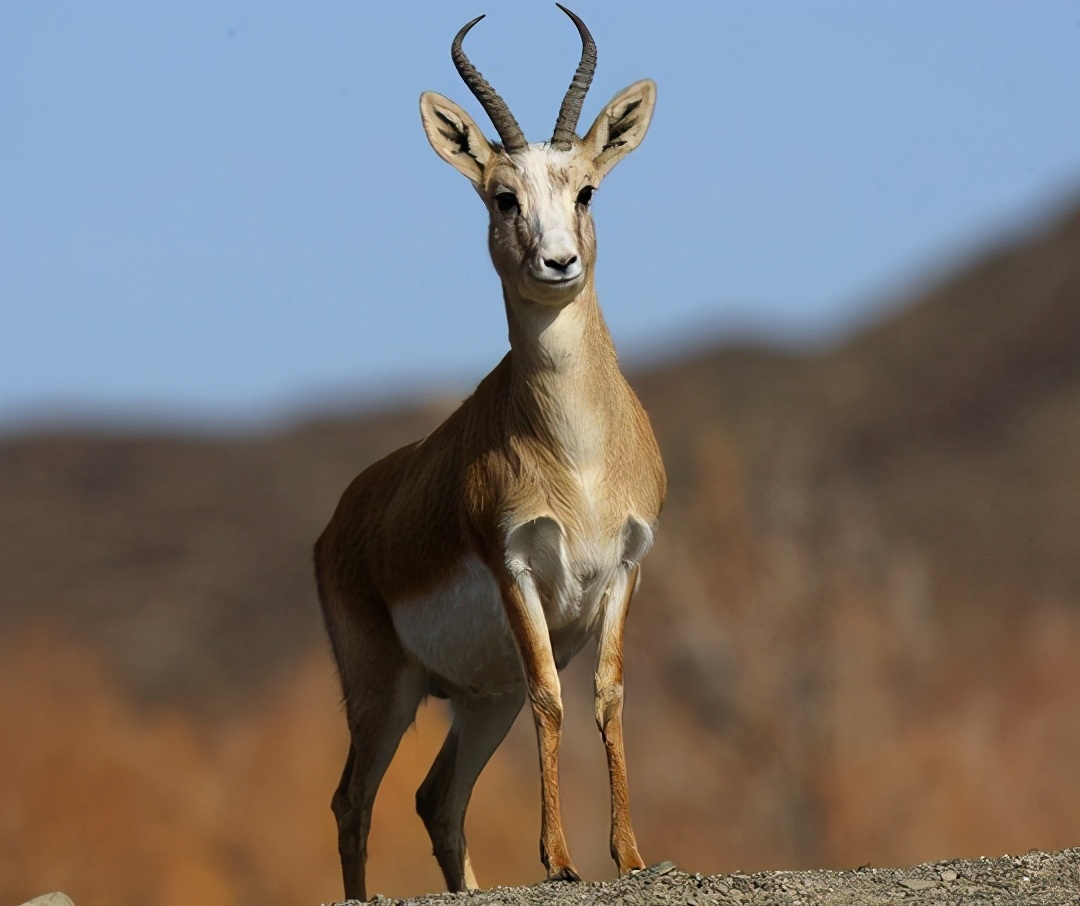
[339,849,1079,906]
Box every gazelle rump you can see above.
[314,6,664,900]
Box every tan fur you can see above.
[316,30,663,902]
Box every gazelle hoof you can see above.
[547,866,583,883]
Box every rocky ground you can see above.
[347,849,1079,906]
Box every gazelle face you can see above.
[482,145,598,306]
[418,7,656,308]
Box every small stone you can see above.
[940,870,957,882]
[647,860,678,875]
[899,879,939,891]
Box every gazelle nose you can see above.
[543,254,578,273]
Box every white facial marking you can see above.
[519,146,583,285]
[487,144,594,303]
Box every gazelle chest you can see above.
[389,511,652,698]
[534,410,643,625]
[505,493,652,636]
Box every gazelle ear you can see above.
[420,91,495,184]
[582,79,656,179]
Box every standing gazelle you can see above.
[314,5,664,900]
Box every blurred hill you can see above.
[2,202,1078,906]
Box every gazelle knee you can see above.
[529,682,563,729]
[331,783,352,823]
[415,781,440,826]
[416,786,465,862]
[416,775,461,832]
[594,680,623,732]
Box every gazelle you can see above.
[314,5,664,900]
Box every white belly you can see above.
[391,556,521,694]
[390,550,619,697]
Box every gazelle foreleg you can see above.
[501,520,580,882]
[416,690,525,891]
[594,564,646,874]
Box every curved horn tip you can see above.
[555,4,589,33]
[453,14,486,44]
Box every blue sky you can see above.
[2,0,1078,430]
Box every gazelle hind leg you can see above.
[416,690,525,891]
[331,658,427,902]
[330,743,360,895]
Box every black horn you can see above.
[550,4,597,150]
[451,14,529,152]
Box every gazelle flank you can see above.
[314,6,665,901]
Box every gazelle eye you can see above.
[494,191,518,213]
[576,185,595,207]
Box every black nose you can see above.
[544,254,578,272]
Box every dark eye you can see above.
[494,191,518,213]
[576,185,595,207]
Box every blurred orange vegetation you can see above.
[0,630,543,906]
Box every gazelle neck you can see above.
[503,282,618,383]
[502,281,627,470]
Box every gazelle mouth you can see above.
[528,268,584,287]
[534,274,581,285]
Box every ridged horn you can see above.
[550,4,597,150]
[451,14,528,152]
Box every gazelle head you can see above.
[419,5,656,308]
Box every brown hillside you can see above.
[1,203,1078,906]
